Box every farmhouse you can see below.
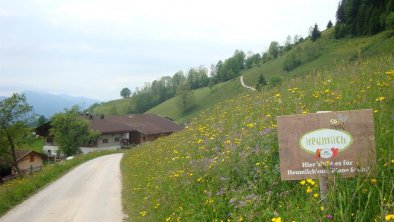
[36,114,183,156]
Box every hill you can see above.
[147,29,394,122]
[91,30,394,123]
[121,50,394,221]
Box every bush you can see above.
[269,76,282,86]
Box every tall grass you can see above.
[122,55,393,221]
[0,150,119,217]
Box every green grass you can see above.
[91,97,134,116]
[242,29,394,86]
[20,137,45,153]
[121,54,394,221]
[146,79,246,123]
[0,151,120,217]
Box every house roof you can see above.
[15,150,47,162]
[89,114,183,135]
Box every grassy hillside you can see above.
[146,79,246,123]
[91,30,394,124]
[91,97,134,116]
[148,29,394,123]
[121,53,394,221]
[242,29,394,85]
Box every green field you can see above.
[91,97,134,116]
[146,79,246,123]
[121,32,394,221]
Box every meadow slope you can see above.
[121,55,394,221]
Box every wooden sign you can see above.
[277,109,376,180]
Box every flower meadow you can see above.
[121,56,394,221]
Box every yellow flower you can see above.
[320,206,325,211]
[314,193,319,198]
[386,214,394,221]
[271,217,282,222]
[324,89,330,94]
[374,109,379,113]
[306,186,313,193]
[139,211,148,217]
[375,96,385,102]
[307,179,315,186]
[371,178,377,184]
[300,180,306,185]
[255,162,261,166]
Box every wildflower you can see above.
[271,217,282,222]
[139,211,148,217]
[370,178,377,184]
[385,214,394,221]
[324,89,330,94]
[306,186,313,193]
[197,177,203,182]
[307,179,315,186]
[313,193,319,198]
[300,180,306,185]
[375,96,385,102]
[320,206,325,211]
[326,214,334,220]
[374,109,379,113]
[256,162,261,166]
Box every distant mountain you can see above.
[23,91,99,117]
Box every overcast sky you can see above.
[0,0,339,101]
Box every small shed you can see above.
[12,150,47,175]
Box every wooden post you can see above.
[318,175,329,202]
[316,111,331,203]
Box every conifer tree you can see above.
[311,24,321,41]
[327,20,333,29]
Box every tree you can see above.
[120,88,131,98]
[50,108,99,156]
[268,41,280,59]
[176,83,194,113]
[255,74,267,92]
[311,24,322,41]
[327,20,333,29]
[0,93,34,175]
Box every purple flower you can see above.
[326,214,334,220]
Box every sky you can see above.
[0,0,340,101]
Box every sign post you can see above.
[277,109,376,200]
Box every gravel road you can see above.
[0,153,125,222]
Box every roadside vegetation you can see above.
[121,54,393,221]
[0,151,119,217]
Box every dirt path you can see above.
[0,153,125,222]
[240,76,256,91]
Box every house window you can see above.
[102,139,108,144]
[115,137,120,142]
[30,154,35,162]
